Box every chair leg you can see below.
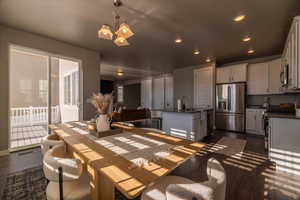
[58,167,64,200]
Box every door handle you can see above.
[228,86,231,111]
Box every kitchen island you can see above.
[268,113,300,176]
[162,108,212,141]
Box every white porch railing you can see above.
[10,106,60,127]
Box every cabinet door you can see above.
[288,21,299,89]
[152,77,165,109]
[141,79,152,109]
[268,59,283,94]
[247,63,269,95]
[164,76,174,110]
[255,110,265,135]
[216,67,231,83]
[231,64,247,82]
[296,21,300,89]
[194,67,213,108]
[246,109,257,133]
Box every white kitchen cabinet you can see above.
[246,108,265,135]
[164,75,174,110]
[194,67,213,108]
[247,59,283,95]
[152,77,165,109]
[268,59,283,94]
[141,79,152,109]
[230,64,247,82]
[216,64,247,84]
[247,62,269,95]
[283,16,300,90]
[162,111,207,141]
[216,67,232,83]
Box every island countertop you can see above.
[161,108,213,114]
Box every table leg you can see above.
[98,171,115,200]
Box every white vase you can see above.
[96,114,110,132]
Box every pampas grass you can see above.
[88,93,112,114]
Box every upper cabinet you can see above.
[282,16,300,90]
[248,62,269,95]
[216,67,232,83]
[194,67,213,108]
[216,64,247,84]
[141,74,174,110]
[247,58,283,95]
[269,59,283,94]
[141,79,152,109]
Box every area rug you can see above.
[0,166,47,200]
[0,166,140,200]
[211,137,247,156]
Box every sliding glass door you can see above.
[9,45,82,150]
[50,57,81,124]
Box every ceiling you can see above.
[100,63,161,81]
[1,0,300,72]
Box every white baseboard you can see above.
[0,149,9,157]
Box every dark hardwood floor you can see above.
[171,131,300,200]
[1,131,299,200]
[0,147,42,176]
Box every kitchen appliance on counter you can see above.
[216,83,246,132]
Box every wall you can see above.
[123,83,141,108]
[173,63,215,109]
[0,25,100,152]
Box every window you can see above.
[117,86,124,103]
[64,71,79,106]
[20,80,33,103]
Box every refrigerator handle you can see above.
[228,86,231,111]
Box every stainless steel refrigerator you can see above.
[216,83,245,132]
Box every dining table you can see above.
[49,121,205,200]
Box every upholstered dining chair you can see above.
[141,158,226,200]
[43,144,91,200]
[41,133,64,155]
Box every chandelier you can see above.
[98,0,134,47]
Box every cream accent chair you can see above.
[43,144,91,200]
[141,158,226,200]
[41,133,64,155]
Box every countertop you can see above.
[161,108,213,114]
[152,108,213,113]
[247,105,267,109]
[266,112,300,119]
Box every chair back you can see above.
[41,133,64,155]
[206,158,226,200]
[43,144,83,182]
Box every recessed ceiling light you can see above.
[175,38,182,43]
[234,15,246,22]
[194,50,200,55]
[117,71,124,76]
[248,49,255,54]
[243,36,251,42]
[206,57,211,62]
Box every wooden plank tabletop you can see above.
[49,121,205,199]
